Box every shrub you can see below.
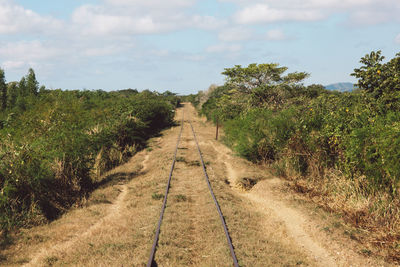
[0,88,175,233]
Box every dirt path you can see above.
[0,103,394,266]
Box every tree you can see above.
[16,77,27,110]
[351,50,385,97]
[26,68,39,96]
[222,63,308,93]
[352,51,400,110]
[221,63,309,109]
[0,68,6,111]
[7,82,18,109]
[18,77,27,97]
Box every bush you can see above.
[0,88,175,233]
[201,52,400,197]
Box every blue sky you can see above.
[0,0,399,94]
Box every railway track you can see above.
[147,108,239,267]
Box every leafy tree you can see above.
[26,68,39,96]
[0,68,6,111]
[222,63,308,94]
[221,63,309,110]
[222,63,287,93]
[352,51,400,105]
[7,82,18,109]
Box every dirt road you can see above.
[0,103,393,266]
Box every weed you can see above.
[176,156,186,163]
[322,226,331,233]
[187,160,200,166]
[360,249,372,256]
[332,221,342,228]
[152,193,164,200]
[175,194,188,202]
[45,256,58,266]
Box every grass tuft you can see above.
[152,193,164,200]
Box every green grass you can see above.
[152,193,164,200]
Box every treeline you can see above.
[0,68,179,235]
[0,68,44,113]
[194,51,400,260]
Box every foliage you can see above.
[201,64,310,124]
[200,52,400,198]
[352,50,400,112]
[0,68,6,111]
[26,68,39,96]
[222,63,308,93]
[0,69,176,234]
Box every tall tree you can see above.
[19,76,27,97]
[7,82,18,109]
[26,68,39,96]
[16,77,28,110]
[0,68,6,111]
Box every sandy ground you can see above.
[0,103,394,266]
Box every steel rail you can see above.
[147,110,184,267]
[188,119,239,267]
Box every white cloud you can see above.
[183,54,205,61]
[0,0,62,34]
[227,0,400,25]
[218,27,290,42]
[1,60,26,70]
[103,0,195,9]
[149,49,170,57]
[71,4,224,36]
[206,43,242,53]
[265,29,287,41]
[395,34,400,44]
[71,5,169,35]
[218,27,253,41]
[191,15,227,30]
[0,40,62,61]
[235,4,324,24]
[82,45,132,57]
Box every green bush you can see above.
[201,52,400,197]
[0,86,175,233]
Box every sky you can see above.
[0,0,399,94]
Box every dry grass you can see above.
[282,164,400,263]
[154,123,233,266]
[186,104,316,266]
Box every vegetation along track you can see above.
[147,107,239,267]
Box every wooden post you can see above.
[216,117,219,140]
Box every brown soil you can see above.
[0,103,395,266]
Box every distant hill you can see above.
[324,82,354,92]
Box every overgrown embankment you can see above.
[193,52,400,262]
[0,69,180,235]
